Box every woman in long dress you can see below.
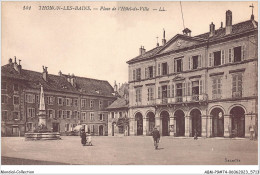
[80,129,87,146]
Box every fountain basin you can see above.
[25,132,61,140]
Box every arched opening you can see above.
[147,112,155,135]
[135,112,143,135]
[211,108,224,137]
[99,125,104,136]
[175,110,185,136]
[230,106,245,137]
[190,109,202,137]
[160,111,170,136]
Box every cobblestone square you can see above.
[1,136,258,165]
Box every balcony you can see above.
[192,95,199,101]
[212,94,221,100]
[176,96,183,103]
[232,91,242,98]
[162,98,168,104]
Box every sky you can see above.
[2,1,258,86]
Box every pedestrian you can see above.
[194,129,198,140]
[152,127,160,150]
[80,129,87,146]
[249,125,254,140]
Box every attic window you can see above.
[96,90,100,94]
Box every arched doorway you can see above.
[190,109,201,137]
[211,108,224,137]
[175,110,185,136]
[230,106,245,137]
[160,111,170,136]
[99,125,103,136]
[135,112,143,135]
[147,112,155,135]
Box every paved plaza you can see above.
[1,136,258,165]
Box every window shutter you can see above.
[198,55,202,68]
[187,82,191,96]
[171,84,174,98]
[147,88,149,101]
[217,79,221,95]
[238,74,242,92]
[32,95,35,103]
[181,59,183,72]
[188,57,191,70]
[242,45,246,61]
[133,70,136,81]
[167,85,170,98]
[190,57,193,70]
[25,94,28,103]
[158,63,161,76]
[158,87,161,99]
[167,64,169,74]
[174,60,177,72]
[153,66,156,77]
[53,110,55,119]
[145,68,147,79]
[209,53,212,67]
[221,50,225,65]
[231,48,234,62]
[199,80,203,95]
[182,82,186,96]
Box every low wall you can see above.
[25,132,61,140]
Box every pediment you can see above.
[158,34,203,54]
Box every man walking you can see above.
[152,127,160,150]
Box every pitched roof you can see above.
[127,19,258,64]
[106,97,128,109]
[1,63,115,97]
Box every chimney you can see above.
[114,81,118,92]
[13,56,21,74]
[162,29,166,46]
[9,58,12,64]
[182,28,192,36]
[42,66,48,81]
[209,22,215,37]
[225,10,232,35]
[58,70,62,76]
[70,73,76,87]
[142,46,146,54]
[139,46,143,55]
[220,22,223,29]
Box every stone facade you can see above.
[1,59,116,136]
[127,11,258,138]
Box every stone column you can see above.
[108,112,112,136]
[185,116,191,137]
[207,115,213,138]
[155,116,160,134]
[245,113,256,138]
[143,117,148,136]
[169,117,175,136]
[201,115,207,137]
[224,115,231,138]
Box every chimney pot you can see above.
[58,70,62,76]
[42,65,48,81]
[209,22,215,37]
[9,58,12,64]
[14,56,17,63]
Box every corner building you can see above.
[127,10,258,138]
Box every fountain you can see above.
[25,85,61,140]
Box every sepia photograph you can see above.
[1,1,259,174]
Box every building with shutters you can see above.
[1,58,116,136]
[126,10,258,138]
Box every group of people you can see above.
[80,129,92,146]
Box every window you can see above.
[27,108,35,118]
[2,111,7,120]
[81,112,87,121]
[147,87,154,101]
[66,98,72,106]
[99,114,104,121]
[74,99,78,107]
[171,84,175,98]
[133,69,136,81]
[62,110,66,119]
[99,101,103,109]
[36,95,39,103]
[27,123,33,132]
[13,112,19,120]
[13,96,19,105]
[232,74,242,98]
[47,96,54,105]
[119,112,122,118]
[136,68,141,81]
[2,82,7,90]
[2,95,7,104]
[162,62,168,75]
[162,85,168,98]
[213,51,221,66]
[228,48,232,63]
[58,110,62,118]
[90,112,94,121]
[77,112,80,120]
[81,99,87,108]
[111,112,114,119]
[148,66,154,78]
[234,46,242,62]
[67,110,71,119]
[91,125,94,133]
[90,100,94,108]
[192,56,199,69]
[174,58,183,72]
[135,88,142,102]
[26,94,35,103]
[48,109,54,118]
[65,124,70,132]
[13,84,19,91]
[58,97,63,105]
[212,77,222,99]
